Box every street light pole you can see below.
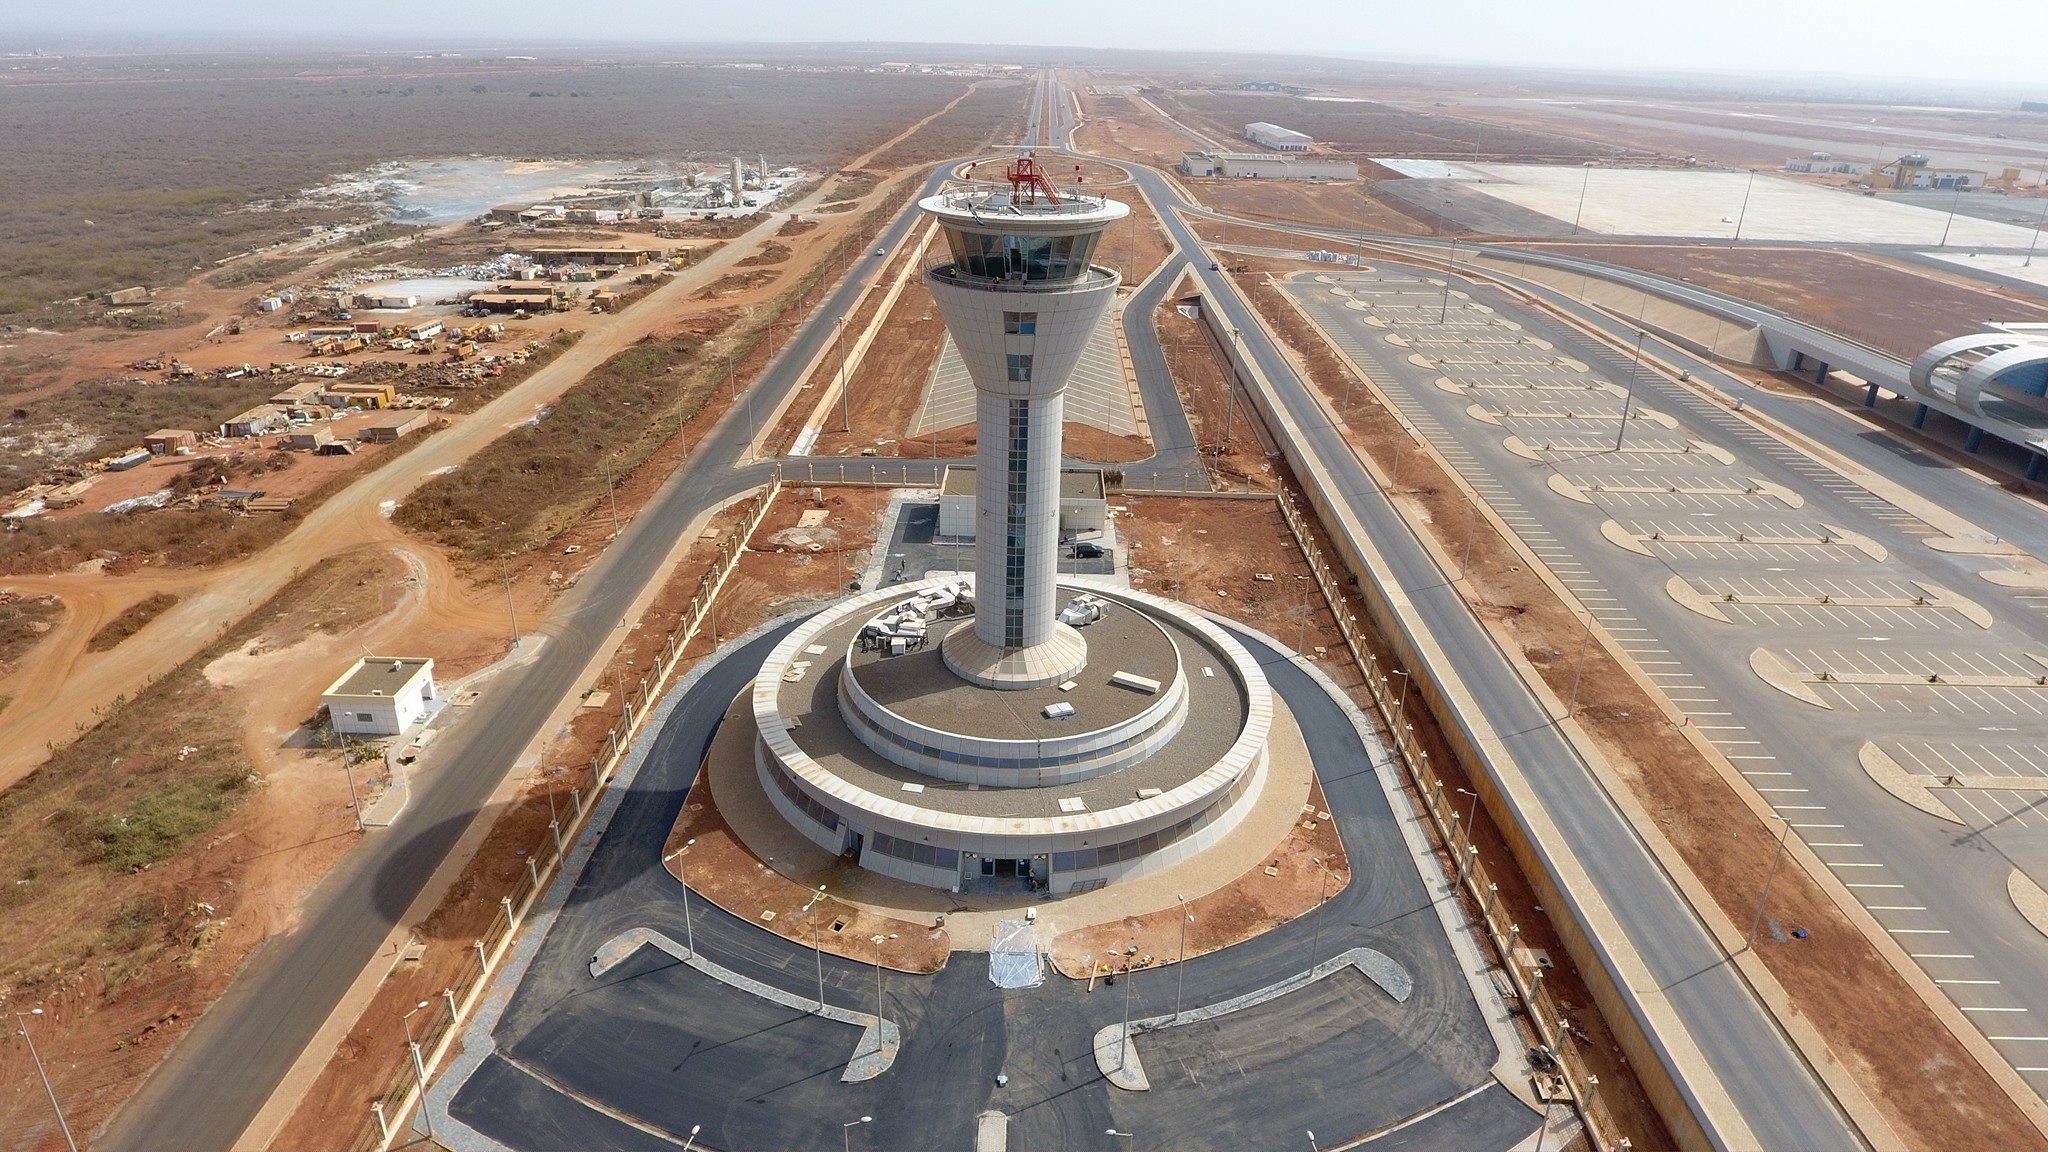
[1614,328,1647,453]
[842,1115,872,1152]
[1309,857,1332,966]
[1571,163,1593,235]
[836,314,852,431]
[802,883,829,1011]
[16,1009,78,1152]
[1296,574,1312,656]
[1746,816,1792,949]
[871,933,897,1025]
[499,555,520,647]
[1732,169,1757,242]
[1119,945,1138,1070]
[603,454,620,536]
[1106,1129,1135,1150]
[1939,182,1964,248]
[1457,787,1481,852]
[664,838,697,957]
[682,1124,702,1152]
[2026,192,2048,268]
[1439,237,1457,324]
[341,750,363,833]
[1173,894,1192,1023]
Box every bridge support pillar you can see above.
[1813,360,1830,384]
[2028,453,2044,482]
[1912,404,1929,429]
[1964,427,1985,454]
[1864,383,1880,407]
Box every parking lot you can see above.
[1283,265,2048,1091]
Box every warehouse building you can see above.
[1179,151,1358,181]
[362,411,432,443]
[1245,122,1312,152]
[142,429,198,455]
[322,657,438,738]
[521,245,663,266]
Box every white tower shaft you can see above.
[918,172,1127,689]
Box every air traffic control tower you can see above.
[743,156,1284,896]
[920,157,1129,689]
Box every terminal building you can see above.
[747,157,1283,894]
[1244,121,1313,152]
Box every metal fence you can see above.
[346,481,781,1152]
[1276,488,1612,1151]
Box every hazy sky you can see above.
[16,0,2048,89]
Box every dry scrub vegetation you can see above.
[86,593,181,654]
[0,551,397,993]
[0,591,66,672]
[395,328,734,558]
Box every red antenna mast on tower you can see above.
[1006,152,1063,205]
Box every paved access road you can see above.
[100,160,969,1152]
[443,615,1528,1151]
[1072,93,1863,1145]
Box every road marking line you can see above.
[1809,842,1862,847]
[1826,861,1885,867]
[1917,954,1976,959]
[1890,928,1951,934]
[1845,882,1904,888]
[1938,979,2002,985]
[1962,1006,2029,1012]
[1867,905,1927,911]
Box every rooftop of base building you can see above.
[845,601,1177,742]
[773,591,1250,821]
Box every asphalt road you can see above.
[446,613,1527,1151]
[100,158,970,1152]
[1104,140,1863,1146]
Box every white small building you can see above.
[1783,151,1868,176]
[938,465,1106,539]
[322,657,438,738]
[1179,151,1357,181]
[1245,122,1312,152]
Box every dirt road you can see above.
[0,175,891,788]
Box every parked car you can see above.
[1072,542,1105,559]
